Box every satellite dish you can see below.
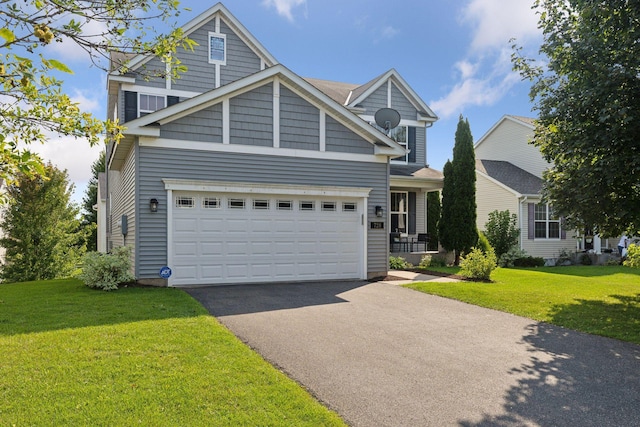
[374,108,401,131]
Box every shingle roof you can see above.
[390,164,443,180]
[506,115,536,126]
[476,159,543,195]
[303,78,358,105]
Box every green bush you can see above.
[476,231,493,255]
[389,256,412,270]
[513,256,546,267]
[623,244,640,268]
[419,254,447,268]
[498,247,529,268]
[459,248,497,280]
[579,253,593,265]
[484,210,520,259]
[78,246,135,291]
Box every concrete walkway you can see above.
[186,276,640,427]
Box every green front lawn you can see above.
[406,266,640,344]
[0,279,345,426]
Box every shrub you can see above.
[389,256,412,270]
[513,256,546,267]
[476,231,493,255]
[419,254,447,268]
[555,248,573,266]
[498,247,529,268]
[78,246,135,291]
[623,244,640,268]
[459,248,497,280]
[484,210,520,259]
[579,253,593,265]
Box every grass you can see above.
[405,265,640,344]
[0,279,345,426]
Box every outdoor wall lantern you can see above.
[150,198,159,213]
[375,205,384,217]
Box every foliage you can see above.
[459,248,497,281]
[438,160,455,256]
[579,253,593,266]
[555,248,573,266]
[0,0,196,187]
[0,163,83,282]
[78,246,135,290]
[498,247,529,268]
[81,151,105,251]
[623,244,640,268]
[439,116,477,265]
[476,231,492,255]
[484,210,520,259]
[418,255,448,269]
[512,0,640,235]
[426,191,440,250]
[0,279,346,425]
[389,256,412,270]
[513,256,546,268]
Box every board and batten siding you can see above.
[108,144,137,273]
[229,83,273,147]
[160,104,223,142]
[475,173,520,233]
[475,119,550,178]
[280,86,320,150]
[137,147,389,279]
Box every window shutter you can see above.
[408,192,416,234]
[167,96,180,106]
[408,126,416,163]
[124,91,137,122]
[528,203,535,240]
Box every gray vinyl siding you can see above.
[230,84,273,146]
[391,83,418,120]
[358,84,387,115]
[160,103,223,142]
[134,57,166,89]
[325,116,374,154]
[172,22,216,93]
[219,20,262,86]
[109,144,137,271]
[415,125,426,165]
[280,86,320,150]
[137,147,388,278]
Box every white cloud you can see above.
[262,0,307,22]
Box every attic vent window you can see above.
[208,32,226,65]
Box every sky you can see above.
[27,0,543,205]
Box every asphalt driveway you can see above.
[186,280,640,427]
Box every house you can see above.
[474,115,578,260]
[104,3,441,286]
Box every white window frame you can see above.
[534,203,561,240]
[391,191,408,233]
[139,93,166,115]
[176,196,194,209]
[208,32,226,65]
[389,125,408,164]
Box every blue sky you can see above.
[31,0,542,204]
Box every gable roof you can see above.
[474,114,535,150]
[110,2,277,76]
[476,159,543,196]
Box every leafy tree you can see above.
[439,116,477,265]
[0,163,84,282]
[0,1,195,187]
[438,160,455,260]
[426,191,440,251]
[81,151,105,252]
[512,0,640,235]
[484,209,520,259]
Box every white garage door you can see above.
[169,191,364,286]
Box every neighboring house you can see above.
[474,115,578,260]
[104,3,441,286]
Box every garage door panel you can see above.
[175,218,198,232]
[174,242,197,256]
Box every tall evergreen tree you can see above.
[81,151,105,252]
[439,116,478,265]
[0,163,84,282]
[438,160,455,257]
[427,191,441,251]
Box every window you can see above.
[203,197,220,209]
[139,94,166,115]
[322,202,336,212]
[208,32,226,64]
[391,191,408,232]
[253,199,270,210]
[277,200,293,210]
[389,125,408,163]
[228,198,245,209]
[176,196,194,208]
[534,203,560,239]
[300,201,315,211]
[342,202,357,212]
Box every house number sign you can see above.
[370,221,385,229]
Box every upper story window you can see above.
[139,94,165,115]
[208,32,226,65]
[534,203,561,239]
[389,125,408,163]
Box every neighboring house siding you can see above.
[280,86,320,150]
[137,146,388,278]
[520,199,576,259]
[475,173,520,233]
[160,104,223,142]
[325,116,374,154]
[391,83,417,121]
[109,145,137,270]
[230,84,273,147]
[475,119,550,177]
[219,20,262,86]
[359,84,387,115]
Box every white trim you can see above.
[222,99,230,144]
[138,93,166,116]
[273,78,280,148]
[387,80,392,108]
[139,137,388,163]
[362,199,368,277]
[215,64,221,89]
[165,61,171,90]
[121,83,200,99]
[208,31,227,65]
[166,188,174,287]
[390,176,442,190]
[319,111,326,152]
[162,179,372,199]
[215,15,220,33]
[108,75,136,84]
